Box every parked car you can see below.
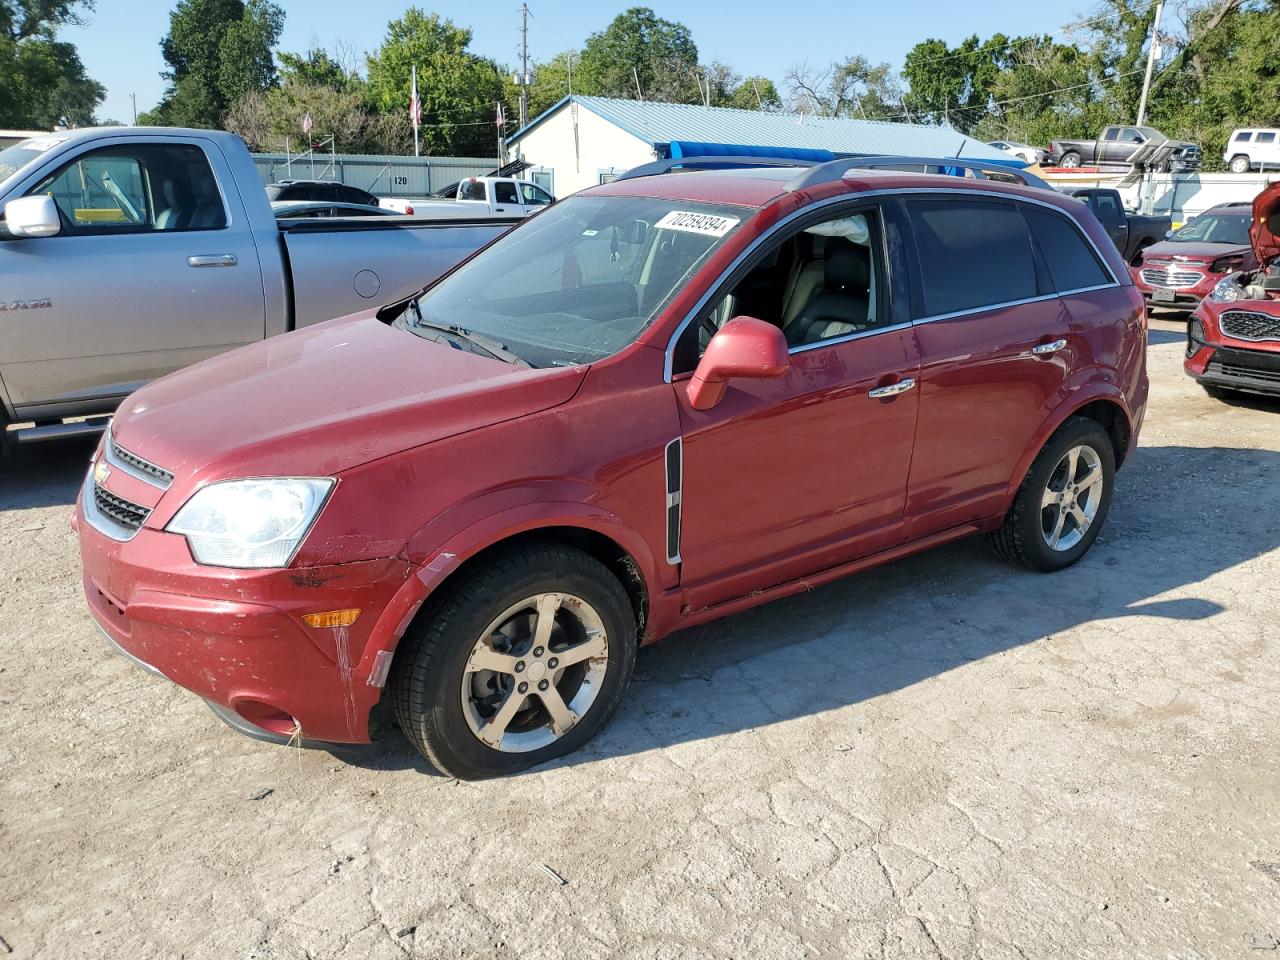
[265,179,379,206]
[1059,187,1171,265]
[76,158,1148,779]
[0,127,515,448]
[1131,202,1254,309]
[1223,129,1280,173]
[271,200,400,219]
[380,176,554,218]
[987,140,1048,165]
[1186,181,1280,399]
[1048,126,1202,172]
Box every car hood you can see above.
[1251,180,1280,264]
[1142,240,1250,262]
[111,311,587,483]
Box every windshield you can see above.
[0,137,64,186]
[1170,213,1251,246]
[406,194,747,367]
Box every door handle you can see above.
[1031,338,1068,356]
[187,254,237,268]
[867,377,916,399]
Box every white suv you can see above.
[1223,129,1280,172]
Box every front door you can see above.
[670,202,921,610]
[0,137,264,419]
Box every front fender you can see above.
[355,497,666,679]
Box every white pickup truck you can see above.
[379,176,554,218]
[0,127,517,448]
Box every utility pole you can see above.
[131,93,137,125]
[1136,0,1164,127]
[518,2,530,129]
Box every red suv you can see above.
[76,159,1148,779]
[1133,201,1255,309]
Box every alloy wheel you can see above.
[460,592,609,753]
[1040,444,1104,552]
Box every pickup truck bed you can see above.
[0,127,515,445]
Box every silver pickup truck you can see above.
[0,126,515,447]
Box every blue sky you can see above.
[69,1,1084,123]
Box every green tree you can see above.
[576,7,701,103]
[785,56,901,118]
[365,8,504,155]
[278,47,359,92]
[144,0,284,128]
[0,0,103,127]
[901,34,1016,129]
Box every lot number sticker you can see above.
[655,210,740,237]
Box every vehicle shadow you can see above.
[0,435,98,511]
[349,442,1280,775]
[1147,327,1186,347]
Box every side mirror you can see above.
[1165,229,1173,239]
[687,316,789,411]
[4,196,61,238]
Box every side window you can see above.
[29,143,226,234]
[1103,128,1120,141]
[519,182,553,206]
[493,181,519,205]
[458,179,486,201]
[1121,127,1144,142]
[1090,192,1122,225]
[906,197,1037,316]
[1235,131,1253,142]
[1024,207,1112,292]
[1258,132,1276,144]
[674,205,887,372]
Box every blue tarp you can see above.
[666,141,836,162]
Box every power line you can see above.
[868,68,1145,122]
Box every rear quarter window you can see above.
[1024,207,1112,292]
[906,197,1038,317]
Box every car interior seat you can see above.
[784,239,872,346]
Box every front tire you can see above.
[390,543,637,779]
[1229,155,1251,173]
[991,417,1116,572]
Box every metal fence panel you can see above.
[251,153,496,198]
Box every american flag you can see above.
[409,67,422,129]
[495,102,505,129]
[301,111,313,135]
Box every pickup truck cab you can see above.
[0,127,513,447]
[380,176,553,217]
[1049,126,1202,172]
[1061,187,1171,266]
[76,158,1148,779]
[1186,181,1280,399]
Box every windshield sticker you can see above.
[655,210,740,238]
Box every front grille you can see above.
[93,484,150,532]
[1207,360,1280,386]
[1140,266,1204,289]
[1220,310,1280,343]
[108,436,174,488]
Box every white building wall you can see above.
[511,103,655,197]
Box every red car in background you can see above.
[1186,182,1280,400]
[75,160,1148,779]
[1133,202,1255,310]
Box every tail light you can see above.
[1209,255,1243,274]
[404,205,414,215]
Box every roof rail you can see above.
[788,156,1050,192]
[615,155,820,181]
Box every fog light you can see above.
[302,608,361,628]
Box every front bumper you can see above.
[1133,268,1216,308]
[77,500,414,744]
[1185,341,1280,397]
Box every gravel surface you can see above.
[2,319,1279,959]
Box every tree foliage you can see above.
[786,56,902,118]
[365,8,503,155]
[0,0,102,127]
[143,0,284,128]
[576,7,701,103]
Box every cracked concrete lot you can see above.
[2,318,1279,959]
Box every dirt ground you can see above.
[2,317,1279,960]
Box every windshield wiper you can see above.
[405,297,529,366]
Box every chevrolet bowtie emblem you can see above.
[93,460,111,486]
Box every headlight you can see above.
[167,477,334,568]
[1209,256,1244,274]
[1208,274,1243,303]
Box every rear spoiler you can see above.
[615,154,1050,191]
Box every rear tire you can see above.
[991,417,1116,573]
[1059,151,1081,168]
[390,543,637,780]
[1229,155,1251,173]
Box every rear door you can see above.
[1,136,265,419]
[492,180,521,215]
[902,194,1075,537]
